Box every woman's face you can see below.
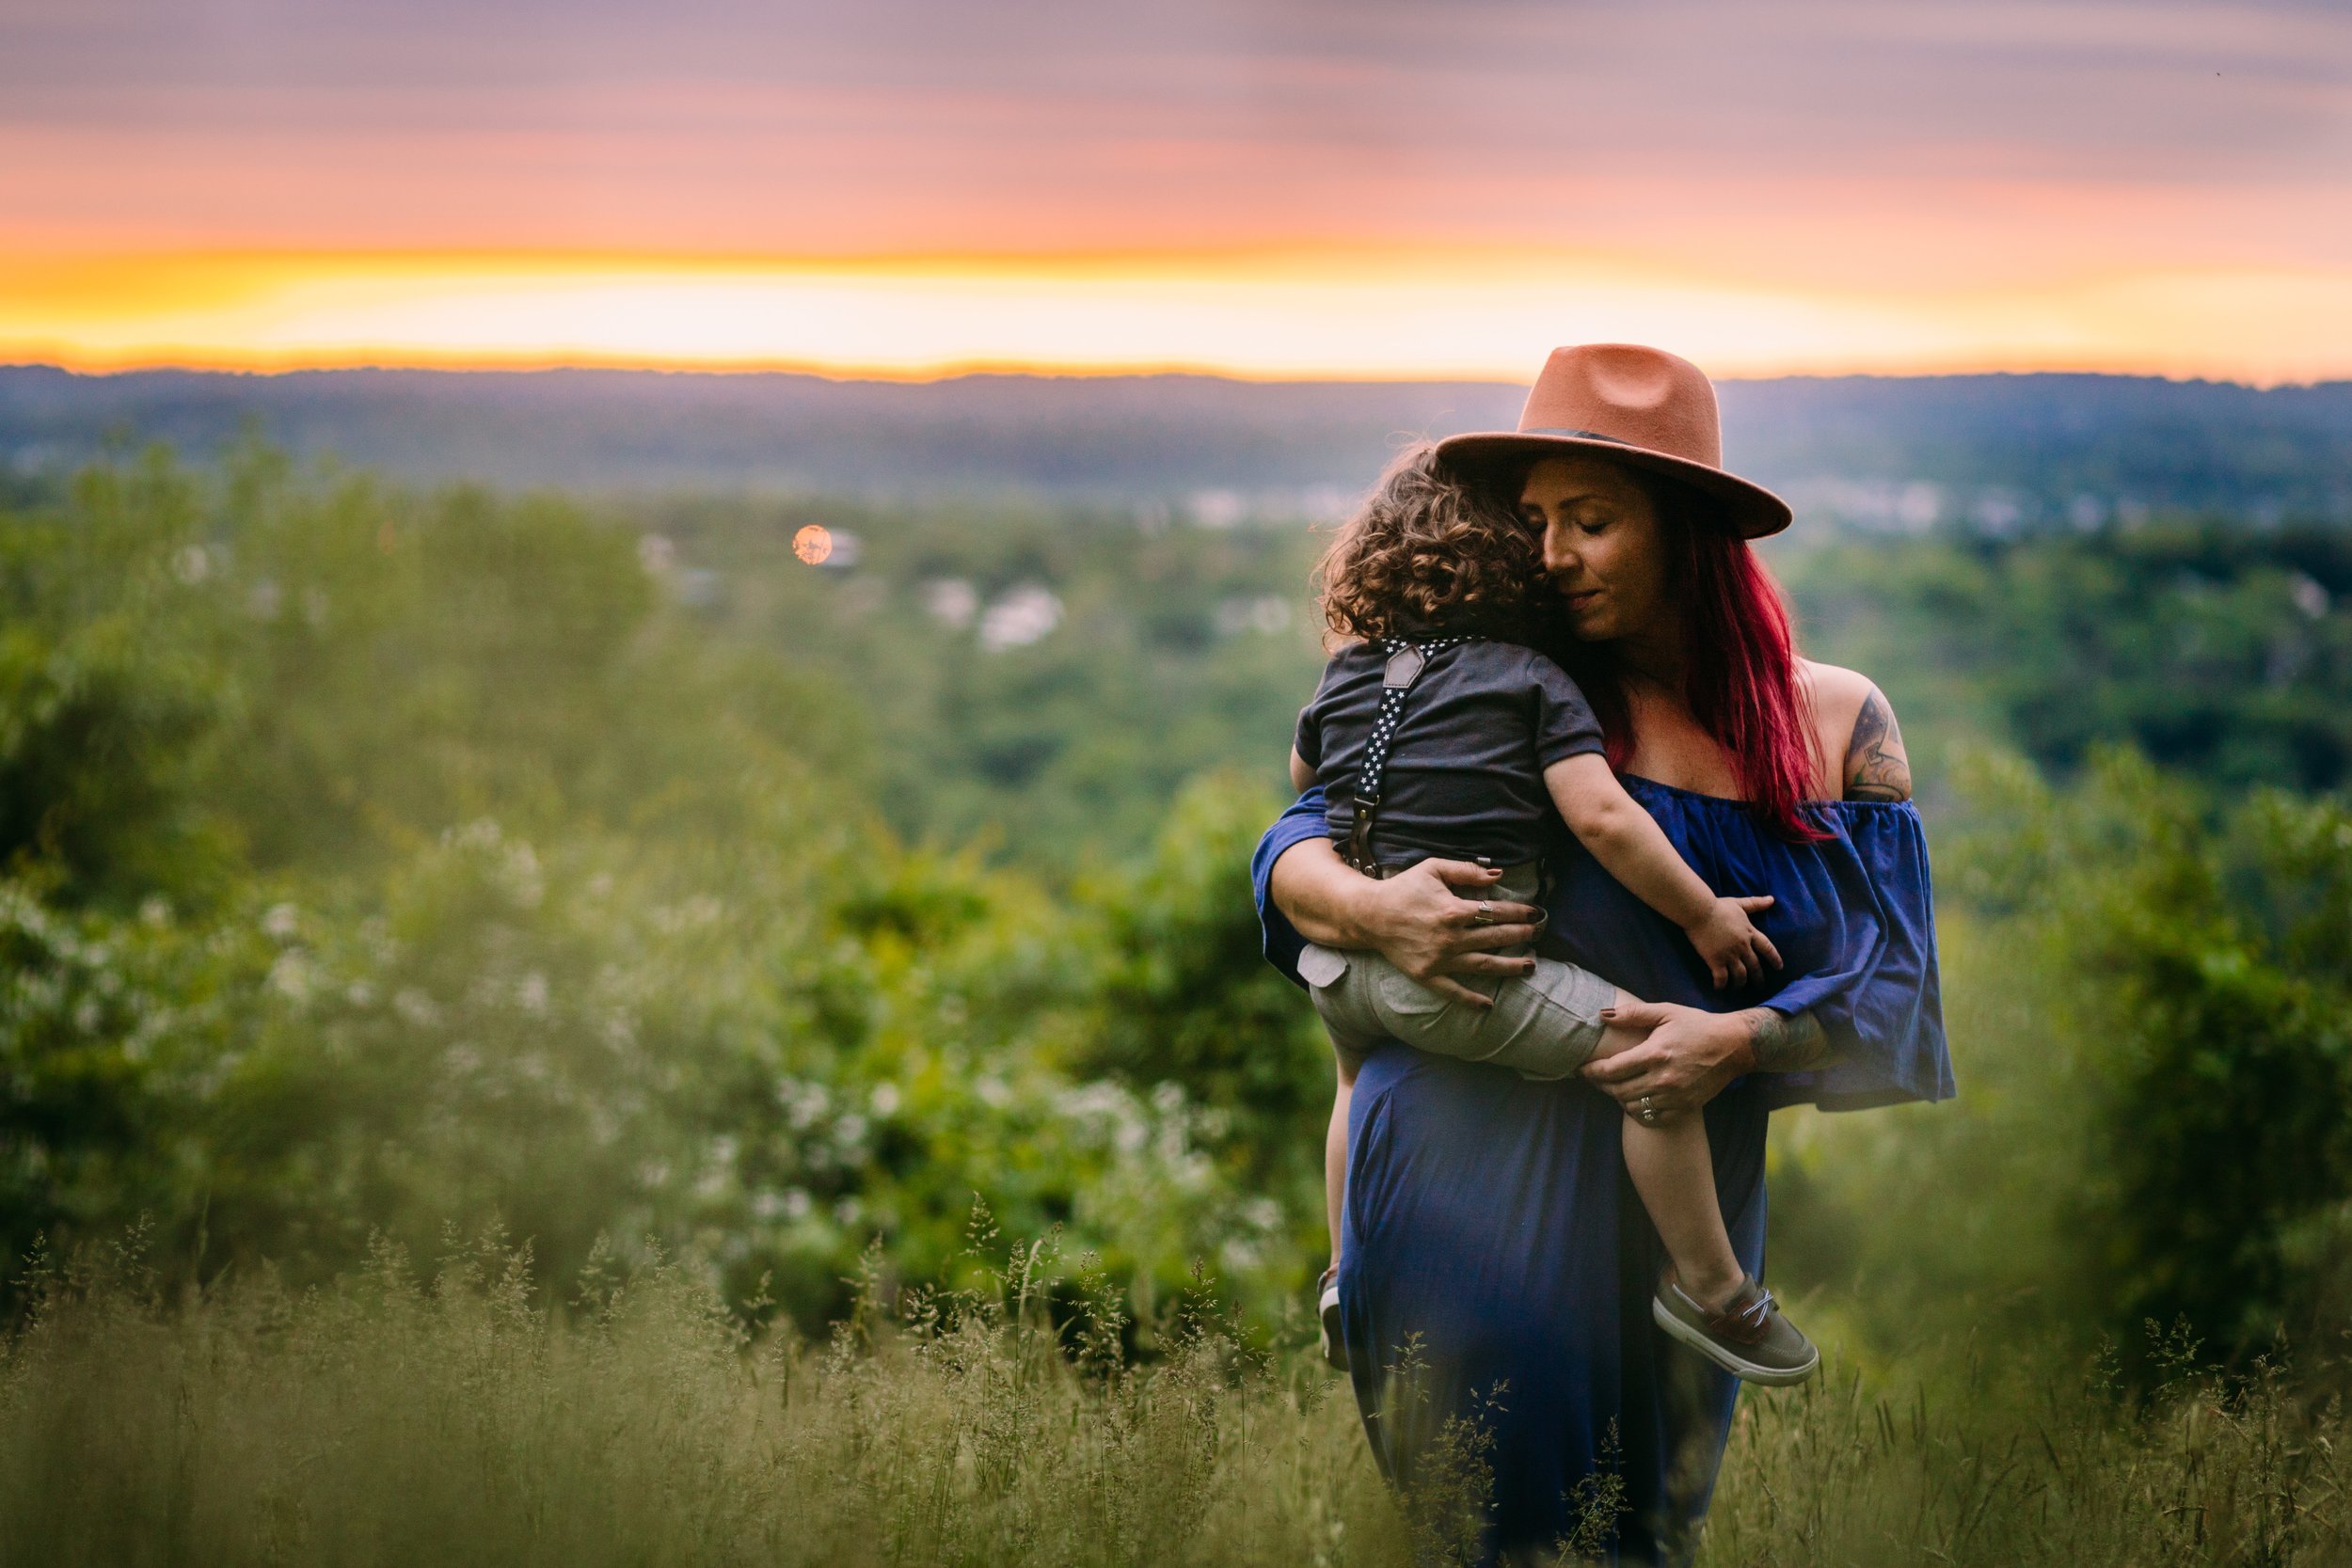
[1517,454,1670,644]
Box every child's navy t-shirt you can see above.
[1294,639,1606,867]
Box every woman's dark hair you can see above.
[1528,466,1830,842]
[1314,444,1542,644]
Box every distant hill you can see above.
[3,364,2347,531]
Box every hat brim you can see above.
[1432,431,1792,540]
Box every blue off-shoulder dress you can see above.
[1252,779,1950,1566]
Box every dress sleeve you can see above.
[1251,786,1330,990]
[1756,801,1952,1113]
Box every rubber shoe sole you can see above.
[1318,1278,1345,1370]
[1651,1293,1820,1386]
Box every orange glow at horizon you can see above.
[8,0,2347,385]
[8,249,2352,386]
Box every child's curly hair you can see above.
[1314,443,1544,644]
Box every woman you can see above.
[1253,344,1949,1564]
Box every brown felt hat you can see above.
[1435,343,1791,539]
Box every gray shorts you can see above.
[1300,863,1618,1081]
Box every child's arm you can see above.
[1290,748,1315,792]
[1542,753,1782,988]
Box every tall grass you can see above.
[0,1225,1395,1568]
[5,1227,2350,1568]
[1707,1340,2347,1567]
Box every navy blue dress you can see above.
[1252,779,1949,1565]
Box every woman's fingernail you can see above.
[1599,1008,1617,1020]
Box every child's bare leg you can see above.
[1620,1114,1744,1309]
[1325,1046,1362,1269]
[1591,990,1744,1310]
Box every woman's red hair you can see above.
[1541,472,1827,840]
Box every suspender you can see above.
[1343,635,1472,874]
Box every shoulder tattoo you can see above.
[1844,688,1912,803]
[1749,1009,1831,1072]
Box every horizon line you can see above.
[10,250,2352,389]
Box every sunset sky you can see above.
[5,0,2350,382]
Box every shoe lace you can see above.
[1725,1286,1776,1335]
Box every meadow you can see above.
[10,1222,2350,1568]
[4,441,2351,1560]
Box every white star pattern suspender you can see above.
[1343,636,1472,875]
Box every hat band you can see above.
[1520,427,1634,445]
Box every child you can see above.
[1295,446,1818,1386]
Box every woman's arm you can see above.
[1804,661,1914,803]
[1583,672,1929,1117]
[1843,685,1913,802]
[1266,836,1546,1008]
[1581,1002,1832,1117]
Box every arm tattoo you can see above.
[1748,1009,1832,1072]
[1843,689,1913,802]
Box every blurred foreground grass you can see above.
[6,1227,2349,1568]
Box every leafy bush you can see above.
[0,804,1308,1328]
[1771,750,2352,1374]
[1077,773,1331,1195]
[0,450,1326,1329]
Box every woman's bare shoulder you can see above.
[1800,659,1875,707]
[1800,660,1911,802]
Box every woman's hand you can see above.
[1267,838,1544,1008]
[1581,1001,1764,1117]
[1361,859,1548,1006]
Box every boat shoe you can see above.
[1652,1274,1820,1386]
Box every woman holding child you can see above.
[1253,344,1950,1565]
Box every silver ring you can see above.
[1471,901,1495,926]
[1639,1107,1661,1125]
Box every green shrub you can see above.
[1076,773,1331,1194]
[1771,749,2352,1375]
[0,450,1323,1330]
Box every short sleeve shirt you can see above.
[1294,639,1606,865]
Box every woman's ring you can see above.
[1471,901,1495,926]
[1636,1095,1660,1124]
